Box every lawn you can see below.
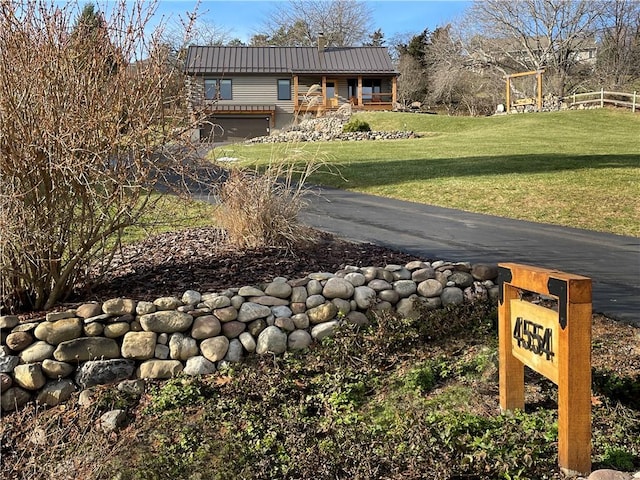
[212,109,640,237]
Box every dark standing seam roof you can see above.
[185,46,398,75]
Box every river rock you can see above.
[19,341,56,363]
[471,264,499,281]
[256,326,287,355]
[121,332,157,360]
[76,303,103,319]
[5,331,33,351]
[54,337,120,362]
[448,271,474,288]
[46,311,75,322]
[102,298,136,316]
[224,339,244,362]
[290,286,308,303]
[441,287,465,306]
[307,302,338,324]
[1,387,31,411]
[237,302,271,322]
[311,320,340,340]
[182,290,202,305]
[213,306,238,322]
[103,322,130,338]
[84,322,104,336]
[136,301,156,315]
[353,286,377,309]
[183,356,217,376]
[36,379,75,407]
[222,321,246,338]
[200,336,229,362]
[238,286,264,297]
[238,332,256,352]
[153,297,182,311]
[191,315,222,339]
[34,317,83,345]
[75,359,136,389]
[344,272,366,287]
[169,333,199,360]
[137,360,183,379]
[323,277,355,299]
[42,359,75,379]
[417,279,444,298]
[394,280,417,298]
[264,281,292,299]
[139,311,193,333]
[13,363,46,390]
[287,330,312,350]
[378,289,400,304]
[412,267,436,282]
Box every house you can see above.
[184,41,399,141]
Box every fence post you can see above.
[633,91,637,113]
[600,88,604,108]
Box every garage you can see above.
[200,115,271,142]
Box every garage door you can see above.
[201,116,270,142]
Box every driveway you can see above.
[300,186,640,326]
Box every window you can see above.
[204,78,232,100]
[362,79,381,101]
[277,79,291,100]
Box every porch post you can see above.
[293,75,299,109]
[322,76,327,107]
[358,76,363,106]
[392,76,397,105]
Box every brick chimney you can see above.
[317,32,326,52]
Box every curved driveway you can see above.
[300,187,640,326]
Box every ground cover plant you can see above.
[218,109,640,237]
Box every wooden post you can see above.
[600,87,604,108]
[498,263,592,476]
[322,76,327,107]
[391,76,397,106]
[506,76,511,113]
[293,75,299,109]
[537,71,543,111]
[357,76,363,107]
[633,91,637,113]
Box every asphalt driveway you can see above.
[300,186,640,326]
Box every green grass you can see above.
[119,194,216,244]
[214,109,640,237]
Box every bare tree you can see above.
[0,1,198,311]
[466,0,603,96]
[252,0,373,46]
[594,0,640,89]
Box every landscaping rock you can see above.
[139,311,193,333]
[54,337,120,362]
[75,359,136,389]
[256,326,287,354]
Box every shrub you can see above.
[0,1,200,311]
[342,119,371,132]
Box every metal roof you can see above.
[185,46,398,75]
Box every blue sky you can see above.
[152,0,471,44]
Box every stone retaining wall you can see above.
[0,260,500,411]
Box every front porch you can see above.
[293,75,397,115]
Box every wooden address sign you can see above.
[498,263,592,476]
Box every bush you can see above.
[342,119,371,132]
[0,1,198,311]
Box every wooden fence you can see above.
[564,88,638,112]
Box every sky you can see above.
[151,0,471,44]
